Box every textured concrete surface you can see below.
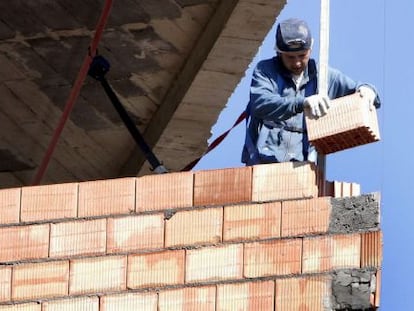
[332,269,377,310]
[329,193,380,233]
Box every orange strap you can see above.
[32,0,113,185]
[181,111,247,171]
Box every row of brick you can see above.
[0,162,319,226]
[324,180,361,198]
[0,195,380,263]
[0,231,382,303]
[0,272,378,311]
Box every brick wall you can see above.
[0,162,382,310]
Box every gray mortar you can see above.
[331,269,377,310]
[164,209,176,220]
[329,193,380,234]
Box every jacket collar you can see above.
[273,56,317,85]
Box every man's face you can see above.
[279,49,311,75]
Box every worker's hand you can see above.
[304,94,330,117]
[358,86,376,109]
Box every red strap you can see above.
[181,110,247,171]
[32,0,113,185]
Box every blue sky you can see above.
[195,0,410,309]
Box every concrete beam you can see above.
[119,0,239,176]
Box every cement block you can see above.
[331,269,377,310]
[329,193,380,233]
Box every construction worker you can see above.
[241,18,381,165]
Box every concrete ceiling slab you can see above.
[0,0,285,188]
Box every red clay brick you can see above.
[332,181,361,198]
[21,183,78,222]
[159,286,216,311]
[374,269,382,307]
[128,250,185,289]
[306,93,380,154]
[194,167,252,206]
[0,188,20,225]
[136,171,193,212]
[217,281,275,310]
[107,214,164,253]
[0,303,41,311]
[302,234,361,273]
[275,275,331,310]
[223,202,281,241]
[361,231,383,268]
[101,292,157,311]
[0,266,11,302]
[49,219,106,258]
[0,224,49,262]
[12,261,69,301]
[281,197,331,237]
[165,208,222,247]
[244,239,302,278]
[186,244,243,283]
[78,178,135,217]
[69,255,126,295]
[42,296,99,311]
[252,162,318,202]
[324,181,360,198]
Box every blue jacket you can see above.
[241,56,380,165]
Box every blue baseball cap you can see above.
[276,18,312,52]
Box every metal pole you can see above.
[318,0,330,96]
[317,0,330,194]
[99,78,168,174]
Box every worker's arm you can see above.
[249,60,304,121]
[328,68,381,108]
[357,84,381,108]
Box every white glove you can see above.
[358,86,376,109]
[304,94,330,117]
